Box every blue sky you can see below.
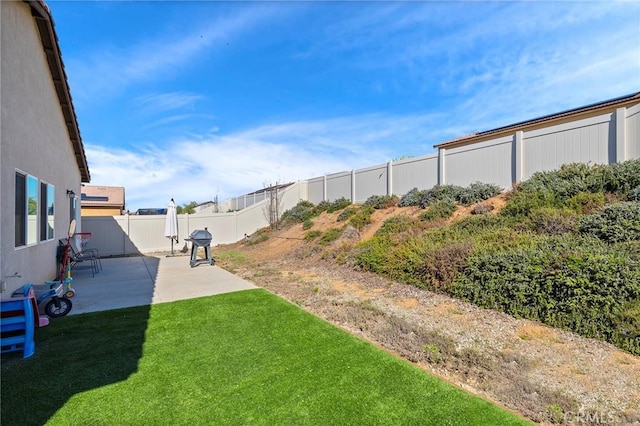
[47,1,640,212]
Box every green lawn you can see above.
[2,289,531,425]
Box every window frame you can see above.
[39,181,55,242]
[15,170,39,248]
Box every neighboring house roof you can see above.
[81,185,125,208]
[24,0,90,182]
[246,182,294,196]
[435,92,640,149]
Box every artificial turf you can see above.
[1,289,531,425]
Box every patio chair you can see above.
[71,235,102,272]
[59,238,101,277]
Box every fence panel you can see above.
[627,104,640,160]
[523,113,613,179]
[307,177,325,204]
[355,164,387,202]
[392,154,438,194]
[326,171,352,202]
[445,136,513,188]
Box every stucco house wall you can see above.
[1,0,89,294]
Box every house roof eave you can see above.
[435,92,640,150]
[25,0,90,183]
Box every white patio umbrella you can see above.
[164,198,179,256]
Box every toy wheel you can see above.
[45,297,72,317]
[65,288,76,298]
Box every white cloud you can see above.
[86,111,452,211]
[134,92,204,113]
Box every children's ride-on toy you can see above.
[12,283,73,318]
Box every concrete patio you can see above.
[67,254,257,315]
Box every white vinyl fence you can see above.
[83,102,639,256]
[307,103,639,204]
[82,182,308,257]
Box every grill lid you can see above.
[189,228,212,241]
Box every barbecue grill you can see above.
[184,228,215,267]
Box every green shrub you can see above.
[304,230,321,241]
[364,195,399,209]
[376,215,417,237]
[399,188,428,207]
[518,162,607,199]
[281,201,317,224]
[315,200,330,213]
[419,200,457,221]
[327,197,352,213]
[578,202,640,243]
[501,189,560,218]
[337,207,357,222]
[613,299,640,352]
[457,182,502,206]
[602,159,640,195]
[424,185,464,206]
[529,208,577,235]
[354,237,392,274]
[453,235,640,354]
[471,203,494,215]
[246,229,270,245]
[320,227,343,245]
[302,219,314,230]
[413,242,473,292]
[349,206,374,231]
[566,192,605,214]
[628,187,640,201]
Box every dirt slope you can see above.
[217,195,640,425]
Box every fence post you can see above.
[616,107,627,163]
[514,131,524,184]
[124,211,129,255]
[351,170,356,203]
[438,148,446,185]
[387,160,393,195]
[323,175,327,201]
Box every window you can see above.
[40,182,55,241]
[15,171,38,247]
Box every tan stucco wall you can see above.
[82,207,123,217]
[1,1,83,294]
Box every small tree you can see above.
[263,181,284,229]
[177,201,197,214]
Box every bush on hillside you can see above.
[326,197,352,213]
[457,182,502,206]
[471,203,494,215]
[628,187,640,202]
[501,190,559,218]
[337,207,357,222]
[364,195,399,209]
[502,160,640,219]
[376,215,417,237]
[281,201,317,224]
[566,192,606,214]
[602,159,640,195]
[423,185,464,206]
[419,200,457,221]
[529,208,577,236]
[452,235,640,354]
[399,188,428,207]
[578,201,640,243]
[518,162,607,199]
[348,205,375,231]
[319,227,343,245]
